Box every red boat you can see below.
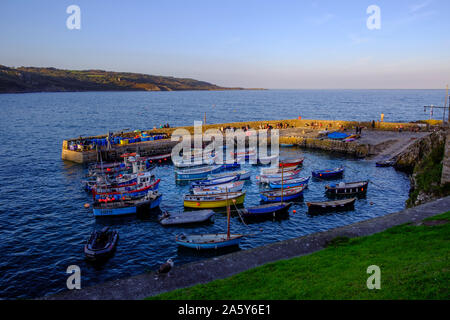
[146,153,172,164]
[280,157,304,168]
[93,179,160,198]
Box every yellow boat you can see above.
[184,192,246,208]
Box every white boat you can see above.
[208,169,251,181]
[175,165,223,181]
[260,165,297,175]
[257,170,301,183]
[191,181,245,195]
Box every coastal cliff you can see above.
[0,65,244,93]
[394,130,450,207]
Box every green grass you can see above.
[149,212,450,300]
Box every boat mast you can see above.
[280,164,284,202]
[226,187,230,240]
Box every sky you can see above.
[0,0,449,89]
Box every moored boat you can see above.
[260,165,298,175]
[325,181,369,196]
[84,227,118,261]
[280,157,304,168]
[257,169,301,183]
[175,165,223,181]
[312,166,344,179]
[260,185,305,202]
[159,210,215,226]
[306,197,356,213]
[191,181,244,195]
[93,179,160,200]
[93,191,162,217]
[184,192,246,208]
[175,233,243,250]
[240,202,292,219]
[269,176,310,189]
[208,169,251,181]
[190,175,238,188]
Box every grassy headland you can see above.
[0,65,245,93]
[149,212,449,300]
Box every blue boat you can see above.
[269,176,310,189]
[260,186,305,202]
[93,191,162,217]
[312,167,344,179]
[175,233,243,250]
[222,163,241,170]
[175,165,223,181]
[240,202,292,218]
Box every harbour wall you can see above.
[61,118,439,164]
[442,129,450,185]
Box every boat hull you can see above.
[307,198,356,214]
[175,233,243,250]
[184,193,246,208]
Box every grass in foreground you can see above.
[149,212,449,300]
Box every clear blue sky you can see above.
[1,0,449,88]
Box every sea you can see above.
[0,89,445,299]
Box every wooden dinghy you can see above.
[306,198,356,213]
[175,233,243,250]
[184,192,246,208]
[312,166,344,179]
[279,157,304,168]
[260,165,298,175]
[191,181,244,195]
[240,202,292,219]
[257,169,301,183]
[260,185,305,202]
[325,181,369,196]
[159,210,215,226]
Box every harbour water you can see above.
[0,89,443,299]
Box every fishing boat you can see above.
[84,227,118,261]
[146,153,172,164]
[257,169,301,183]
[173,154,216,168]
[260,185,305,202]
[159,210,215,226]
[93,191,162,217]
[93,179,160,200]
[191,175,238,188]
[222,162,241,170]
[175,165,223,181]
[184,191,246,208]
[260,165,298,175]
[312,166,344,179]
[176,188,244,249]
[279,157,304,168]
[256,154,279,165]
[269,176,310,189]
[191,181,244,195]
[92,172,157,194]
[306,198,356,213]
[208,169,251,181]
[325,181,369,196]
[239,202,292,219]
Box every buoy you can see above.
[84,203,90,208]
[232,199,236,203]
[196,202,200,206]
[293,210,296,214]
[370,202,374,205]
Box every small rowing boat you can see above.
[159,210,215,226]
[260,165,298,175]
[191,181,244,195]
[184,192,246,208]
[257,169,301,183]
[325,181,368,196]
[239,202,292,219]
[208,169,251,181]
[260,185,305,202]
[190,175,238,188]
[175,165,223,181]
[280,157,304,168]
[306,198,356,213]
[312,166,344,179]
[269,176,310,189]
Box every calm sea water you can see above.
[0,90,443,299]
